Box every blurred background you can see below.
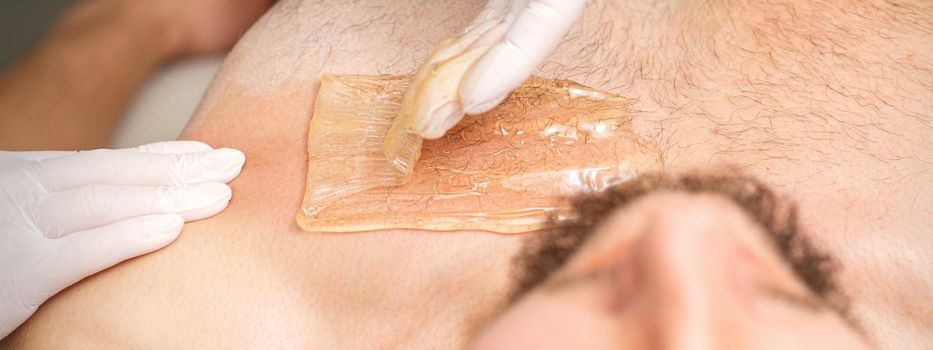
[0,1,222,148]
[0,1,71,67]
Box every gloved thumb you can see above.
[0,213,182,338]
[21,214,183,309]
[460,0,586,115]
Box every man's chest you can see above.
[224,0,932,346]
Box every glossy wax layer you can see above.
[297,74,659,233]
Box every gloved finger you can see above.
[0,141,211,164]
[19,214,183,307]
[37,182,232,238]
[465,0,515,29]
[126,140,213,154]
[416,22,511,139]
[31,147,245,191]
[460,0,586,114]
[0,150,73,163]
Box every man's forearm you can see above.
[0,0,182,150]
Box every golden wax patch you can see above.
[297,74,658,233]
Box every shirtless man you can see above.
[3,0,931,348]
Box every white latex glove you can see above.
[0,141,245,338]
[418,0,586,138]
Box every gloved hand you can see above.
[417,0,586,138]
[0,141,245,338]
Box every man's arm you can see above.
[0,0,272,151]
[0,0,182,150]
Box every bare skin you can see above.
[3,0,931,348]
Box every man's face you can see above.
[469,174,872,349]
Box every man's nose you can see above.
[629,198,757,350]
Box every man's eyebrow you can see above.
[507,194,811,301]
[759,284,825,312]
[507,222,600,303]
[508,172,851,315]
